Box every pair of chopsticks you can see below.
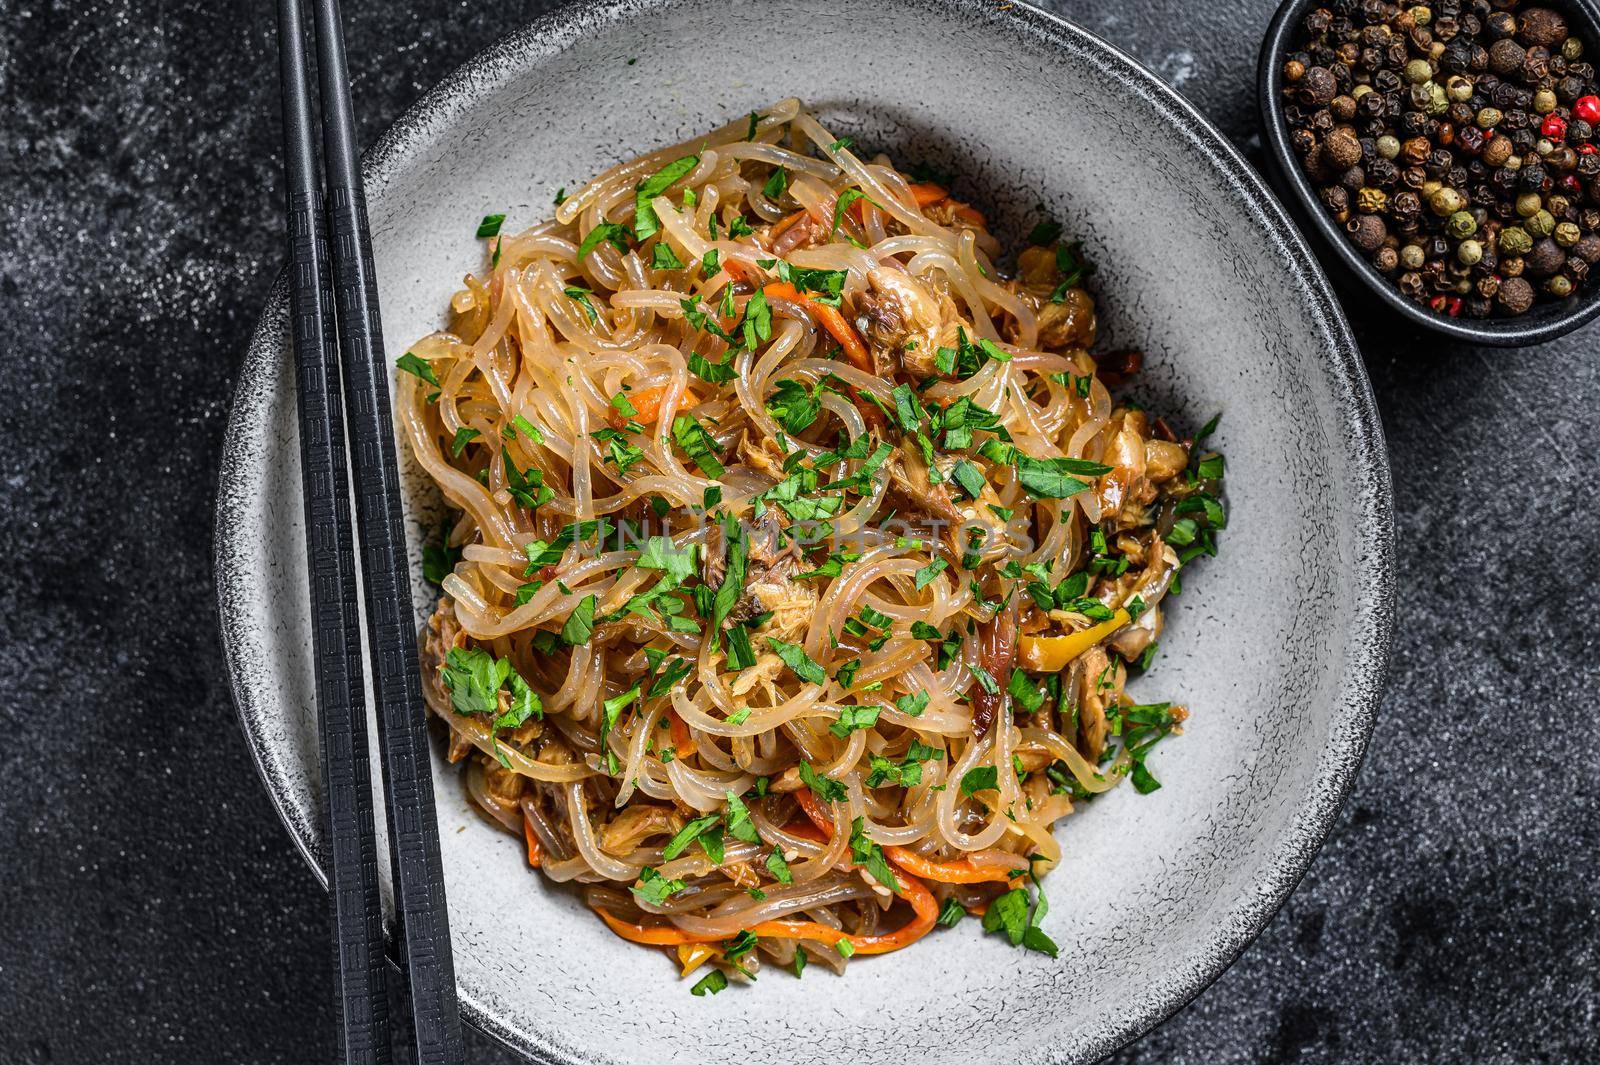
[273,0,464,1062]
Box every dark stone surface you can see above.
[0,0,1594,1062]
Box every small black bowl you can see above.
[1258,0,1600,346]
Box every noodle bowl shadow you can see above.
[215,1,1395,1062]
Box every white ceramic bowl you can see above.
[216,1,1395,1061]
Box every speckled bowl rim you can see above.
[215,0,1396,1061]
[1257,0,1600,347]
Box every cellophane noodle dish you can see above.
[398,98,1229,994]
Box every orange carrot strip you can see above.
[608,384,698,429]
[950,202,987,227]
[666,708,694,758]
[595,797,941,957]
[793,789,1014,885]
[591,877,938,956]
[522,811,543,869]
[762,281,872,373]
[750,870,937,955]
[769,209,809,239]
[907,183,949,207]
[594,908,722,946]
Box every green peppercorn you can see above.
[1516,192,1544,217]
[1554,221,1582,247]
[1429,186,1466,216]
[1547,275,1574,297]
[1499,226,1535,255]
[1526,209,1557,237]
[1476,107,1504,128]
[1533,88,1558,114]
[1457,239,1484,265]
[1409,5,1432,27]
[1377,134,1402,160]
[1446,75,1475,102]
[1446,211,1478,238]
[1405,59,1434,84]
[1426,82,1450,115]
[1400,243,1426,270]
[1562,37,1583,62]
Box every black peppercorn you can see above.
[1486,11,1517,40]
[1520,163,1549,191]
[1525,46,1551,80]
[1300,66,1338,106]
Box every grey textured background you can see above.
[0,0,1594,1063]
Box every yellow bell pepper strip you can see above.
[1016,609,1132,673]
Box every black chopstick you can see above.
[303,0,465,1062]
[274,0,391,1061]
[275,1,464,1062]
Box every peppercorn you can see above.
[1348,213,1389,251]
[1300,66,1338,106]
[1525,237,1567,277]
[1489,38,1526,76]
[1499,224,1535,254]
[1283,1,1600,318]
[1430,185,1467,214]
[1497,275,1536,312]
[1547,274,1574,296]
[1446,209,1476,237]
[1324,126,1364,168]
[1519,8,1569,49]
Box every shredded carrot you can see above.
[666,709,694,757]
[608,384,697,429]
[793,788,1015,886]
[594,791,942,956]
[592,880,938,956]
[594,907,721,946]
[768,208,809,240]
[762,281,872,374]
[949,202,987,227]
[907,183,950,207]
[522,811,543,869]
